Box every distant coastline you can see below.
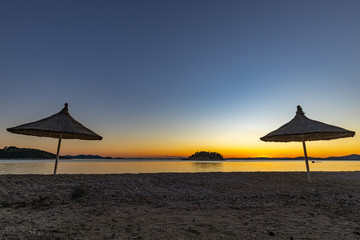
[0,146,68,159]
[67,154,360,161]
[226,154,360,161]
[1,146,360,161]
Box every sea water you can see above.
[0,159,359,174]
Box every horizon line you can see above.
[63,153,360,159]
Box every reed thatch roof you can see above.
[260,106,355,142]
[7,103,102,140]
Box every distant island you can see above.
[0,146,68,159]
[186,151,224,161]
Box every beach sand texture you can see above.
[0,172,359,239]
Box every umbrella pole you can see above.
[53,135,63,174]
[302,141,311,182]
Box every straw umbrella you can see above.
[7,103,102,174]
[260,106,355,182]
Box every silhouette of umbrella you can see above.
[260,106,355,182]
[7,103,102,174]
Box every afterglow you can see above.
[1,1,359,158]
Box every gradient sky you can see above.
[1,0,359,158]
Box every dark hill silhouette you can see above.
[0,146,67,159]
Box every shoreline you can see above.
[0,172,360,239]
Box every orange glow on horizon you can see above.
[2,130,359,159]
[2,144,359,159]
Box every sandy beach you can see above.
[0,172,359,239]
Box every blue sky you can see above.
[1,0,359,157]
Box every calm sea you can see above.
[0,159,359,174]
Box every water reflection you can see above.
[0,163,52,174]
[192,162,223,172]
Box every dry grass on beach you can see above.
[0,172,360,239]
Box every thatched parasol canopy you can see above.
[261,106,355,142]
[260,105,355,182]
[7,103,102,140]
[7,103,102,174]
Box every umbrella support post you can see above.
[302,141,311,182]
[53,135,63,175]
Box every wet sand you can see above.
[0,172,359,239]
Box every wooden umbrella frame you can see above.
[53,134,63,174]
[302,141,311,182]
[261,106,355,182]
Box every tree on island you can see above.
[187,151,224,160]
